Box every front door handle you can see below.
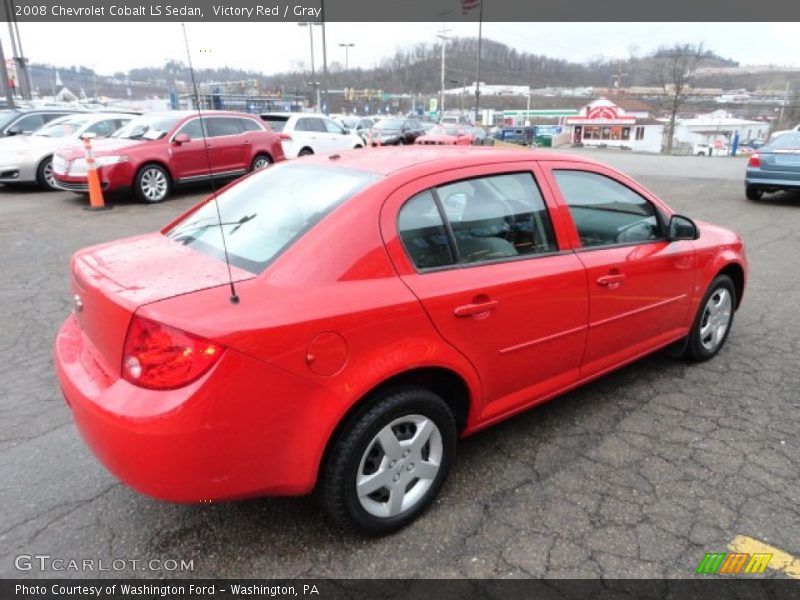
[597,273,626,287]
[454,299,499,318]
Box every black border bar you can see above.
[2,0,800,22]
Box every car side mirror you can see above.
[668,214,699,241]
[6,125,23,136]
[173,133,191,145]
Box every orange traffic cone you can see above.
[82,135,111,211]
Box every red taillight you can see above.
[748,153,760,168]
[279,133,292,141]
[122,316,223,390]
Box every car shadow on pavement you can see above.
[752,190,800,206]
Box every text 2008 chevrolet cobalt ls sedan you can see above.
[55,147,747,534]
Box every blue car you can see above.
[745,132,800,200]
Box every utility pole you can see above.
[436,9,452,118]
[5,1,31,100]
[474,0,483,125]
[339,43,354,70]
[778,80,790,125]
[298,21,322,111]
[320,0,329,114]
[0,39,15,108]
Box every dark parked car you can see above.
[0,108,84,137]
[370,118,424,145]
[745,132,800,200]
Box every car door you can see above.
[206,117,248,173]
[169,117,213,180]
[381,163,589,424]
[323,117,355,151]
[542,162,697,378]
[293,117,325,154]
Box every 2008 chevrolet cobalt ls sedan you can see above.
[55,147,747,534]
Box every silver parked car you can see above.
[0,112,132,190]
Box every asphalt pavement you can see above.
[0,149,798,579]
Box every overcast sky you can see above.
[3,22,798,77]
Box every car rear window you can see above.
[767,132,800,150]
[165,163,379,274]
[261,115,288,132]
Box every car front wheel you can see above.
[319,387,457,535]
[36,156,58,191]
[684,274,736,361]
[135,164,171,203]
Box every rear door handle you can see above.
[454,299,499,318]
[597,273,626,287]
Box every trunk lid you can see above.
[71,232,255,378]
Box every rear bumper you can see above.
[54,315,335,502]
[746,168,800,190]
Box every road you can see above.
[0,149,798,579]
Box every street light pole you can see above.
[298,22,321,111]
[339,43,355,70]
[436,9,452,118]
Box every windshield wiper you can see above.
[170,214,257,241]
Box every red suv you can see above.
[52,110,285,203]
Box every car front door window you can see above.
[552,170,663,248]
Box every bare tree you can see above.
[657,43,706,154]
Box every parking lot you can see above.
[1,148,798,579]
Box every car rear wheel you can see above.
[36,156,58,191]
[250,154,272,172]
[319,387,457,535]
[745,185,764,201]
[135,164,171,203]
[684,274,736,361]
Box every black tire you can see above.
[745,185,764,201]
[684,274,737,362]
[134,164,171,203]
[249,153,273,172]
[36,156,58,191]
[298,147,314,157]
[319,387,457,535]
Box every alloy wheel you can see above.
[699,288,732,352]
[140,168,168,201]
[356,415,443,518]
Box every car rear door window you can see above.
[208,117,243,137]
[398,191,455,269]
[239,118,263,132]
[324,119,346,134]
[553,170,663,248]
[10,114,45,133]
[437,173,558,263]
[296,118,326,133]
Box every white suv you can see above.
[260,113,364,158]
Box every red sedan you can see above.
[52,110,285,203]
[55,147,747,534]
[415,125,474,145]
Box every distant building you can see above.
[564,98,664,153]
[674,110,770,147]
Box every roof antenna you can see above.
[181,23,239,304]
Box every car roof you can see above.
[261,112,331,119]
[143,110,261,119]
[301,146,602,177]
